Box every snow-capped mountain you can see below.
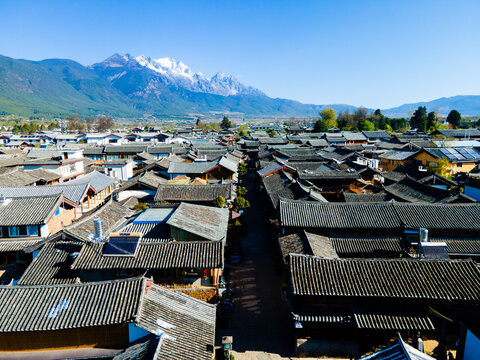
[90,53,263,97]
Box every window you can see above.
[69,163,76,172]
[8,225,38,237]
[27,225,38,236]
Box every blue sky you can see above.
[1,0,479,108]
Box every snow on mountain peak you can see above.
[96,53,263,97]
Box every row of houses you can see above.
[0,132,251,359]
[253,131,480,359]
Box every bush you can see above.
[237,186,247,196]
[232,196,250,212]
[238,162,248,177]
[214,196,226,208]
[133,202,147,212]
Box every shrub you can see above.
[133,202,147,212]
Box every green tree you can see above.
[374,109,388,130]
[320,108,337,129]
[238,162,248,177]
[313,118,328,132]
[213,196,226,208]
[360,120,375,131]
[220,116,232,129]
[427,158,451,178]
[232,196,250,212]
[426,111,437,131]
[446,110,461,128]
[410,106,428,132]
[237,186,247,196]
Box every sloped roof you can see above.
[168,160,218,174]
[167,203,229,241]
[380,149,419,161]
[66,170,116,192]
[0,277,144,332]
[70,240,223,270]
[360,337,435,360]
[66,200,134,239]
[17,240,82,285]
[290,255,480,301]
[0,194,62,226]
[154,184,232,202]
[280,199,480,230]
[0,184,90,205]
[343,192,390,202]
[362,130,392,139]
[280,200,402,229]
[136,283,216,360]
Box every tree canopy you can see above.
[220,116,232,129]
[313,118,328,132]
[409,106,428,132]
[446,110,461,128]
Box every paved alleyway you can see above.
[216,171,294,359]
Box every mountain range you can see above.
[0,53,479,119]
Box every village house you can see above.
[0,277,216,359]
[413,147,480,174]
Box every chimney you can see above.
[93,219,103,240]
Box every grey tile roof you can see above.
[434,128,480,138]
[17,240,82,285]
[341,131,367,141]
[430,237,480,256]
[136,283,216,360]
[66,170,116,192]
[0,194,62,226]
[113,336,158,360]
[218,156,238,173]
[104,145,149,153]
[0,238,44,252]
[384,177,463,203]
[289,254,480,301]
[362,130,392,139]
[393,203,480,230]
[139,171,167,188]
[380,149,419,161]
[168,160,219,174]
[280,199,480,231]
[262,172,308,209]
[343,192,390,202]
[297,168,360,180]
[66,200,134,239]
[167,203,229,241]
[0,184,90,205]
[154,184,232,202]
[0,167,39,186]
[304,231,338,258]
[279,200,402,229]
[71,240,223,270]
[278,232,312,265]
[26,148,62,159]
[26,168,62,182]
[352,306,435,331]
[0,277,144,332]
[306,139,329,147]
[329,235,404,256]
